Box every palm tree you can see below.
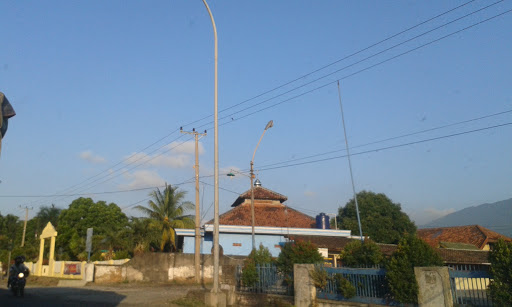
[135,184,195,251]
[36,204,61,232]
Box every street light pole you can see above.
[201,0,220,294]
[250,120,273,251]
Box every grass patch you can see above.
[26,276,61,286]
[171,297,205,307]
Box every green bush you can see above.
[113,250,131,260]
[310,266,328,289]
[489,238,512,306]
[340,239,383,267]
[276,240,324,285]
[385,234,443,304]
[241,260,259,287]
[241,244,273,287]
[334,274,356,298]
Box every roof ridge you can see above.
[240,186,288,199]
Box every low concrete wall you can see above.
[294,264,316,307]
[93,253,244,284]
[95,265,125,283]
[415,267,453,307]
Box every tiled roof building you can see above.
[417,225,512,250]
[209,186,316,228]
[288,234,491,265]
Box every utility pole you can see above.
[181,127,206,283]
[20,206,33,247]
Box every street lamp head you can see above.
[264,120,273,130]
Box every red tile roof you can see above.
[417,225,511,250]
[288,235,490,264]
[287,235,398,256]
[213,203,316,228]
[205,185,315,228]
[286,235,354,251]
[231,186,288,207]
[437,249,490,264]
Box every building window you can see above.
[233,243,242,247]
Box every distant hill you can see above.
[420,198,512,238]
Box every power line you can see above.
[212,7,512,126]
[192,1,506,130]
[49,128,180,198]
[120,178,196,210]
[6,112,511,200]
[0,185,168,198]
[180,0,479,127]
[21,4,511,208]
[257,108,512,169]
[26,134,194,208]
[257,122,512,172]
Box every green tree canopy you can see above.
[35,204,61,230]
[489,238,512,305]
[337,191,416,244]
[0,213,22,265]
[57,197,128,260]
[386,234,443,304]
[340,239,384,267]
[276,240,324,284]
[122,217,161,255]
[135,184,194,252]
[242,244,274,286]
[0,213,20,250]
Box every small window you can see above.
[233,243,242,247]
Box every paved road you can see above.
[0,283,207,306]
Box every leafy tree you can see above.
[135,184,194,251]
[386,234,443,304]
[122,217,161,255]
[337,191,416,244]
[488,238,512,306]
[242,244,274,286]
[57,197,128,260]
[35,204,61,232]
[0,214,21,265]
[276,240,324,284]
[340,239,383,267]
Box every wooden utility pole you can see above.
[180,127,206,283]
[20,205,33,247]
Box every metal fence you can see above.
[236,264,293,296]
[316,266,393,305]
[448,264,493,307]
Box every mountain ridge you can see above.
[420,198,512,238]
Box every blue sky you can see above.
[1,1,511,227]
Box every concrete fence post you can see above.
[414,266,453,307]
[294,264,316,307]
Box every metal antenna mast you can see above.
[337,81,363,241]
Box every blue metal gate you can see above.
[448,264,493,306]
